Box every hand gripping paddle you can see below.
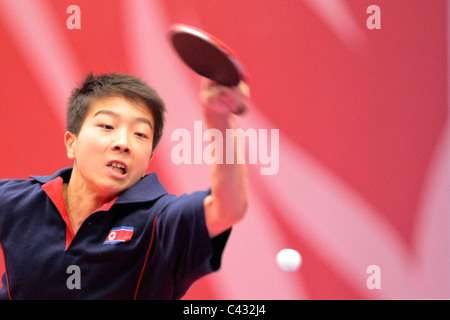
[169,24,246,87]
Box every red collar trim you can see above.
[41,177,118,250]
[42,177,73,250]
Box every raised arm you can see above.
[200,79,250,238]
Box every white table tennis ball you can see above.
[276,249,302,272]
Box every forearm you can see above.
[204,109,249,223]
[200,80,249,237]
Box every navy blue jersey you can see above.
[0,168,230,299]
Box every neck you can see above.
[63,175,112,235]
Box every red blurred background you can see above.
[0,0,448,299]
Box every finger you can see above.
[238,81,250,99]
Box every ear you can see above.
[64,131,77,161]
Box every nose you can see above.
[112,144,130,153]
[111,131,130,153]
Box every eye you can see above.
[135,132,148,139]
[99,124,114,130]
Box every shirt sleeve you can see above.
[156,190,231,287]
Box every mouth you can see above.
[106,160,128,176]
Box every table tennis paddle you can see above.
[169,24,246,87]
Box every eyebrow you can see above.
[93,109,153,129]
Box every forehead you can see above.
[87,96,155,125]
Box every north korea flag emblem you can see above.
[104,226,134,244]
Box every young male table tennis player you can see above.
[0,73,249,299]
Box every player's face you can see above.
[65,96,155,199]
